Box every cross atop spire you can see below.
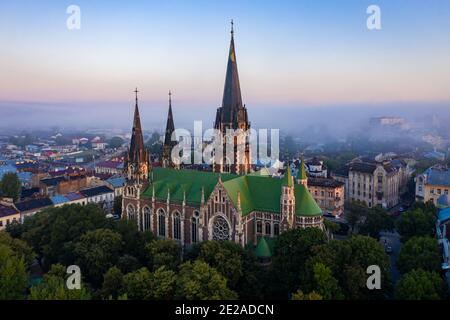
[134,87,139,104]
[231,19,234,37]
[168,90,172,106]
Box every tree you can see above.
[74,229,123,286]
[397,237,441,274]
[19,204,111,269]
[101,266,124,300]
[121,267,153,300]
[346,202,369,232]
[311,262,344,300]
[271,228,327,297]
[0,244,27,300]
[175,260,237,300]
[117,254,141,274]
[152,266,177,300]
[0,231,35,268]
[358,208,394,240]
[395,269,444,300]
[0,172,21,201]
[146,239,181,271]
[29,264,91,300]
[197,241,243,288]
[108,136,124,149]
[291,290,322,300]
[306,236,391,299]
[396,208,436,242]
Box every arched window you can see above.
[256,220,262,233]
[274,223,280,236]
[158,209,166,238]
[191,211,199,243]
[143,206,151,231]
[265,222,271,236]
[127,204,136,220]
[173,211,181,240]
[212,215,230,241]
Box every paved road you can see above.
[379,231,402,284]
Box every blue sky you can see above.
[0,0,449,129]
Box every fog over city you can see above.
[1,100,449,143]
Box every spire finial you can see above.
[231,19,234,37]
[134,87,139,104]
[168,90,172,106]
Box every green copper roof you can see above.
[282,163,294,187]
[222,175,322,217]
[255,236,272,258]
[295,184,322,216]
[299,158,307,180]
[141,168,237,205]
[142,167,322,218]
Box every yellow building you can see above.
[308,177,345,217]
[0,199,20,230]
[415,165,450,206]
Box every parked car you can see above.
[385,246,393,254]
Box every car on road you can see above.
[385,246,393,254]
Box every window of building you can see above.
[274,223,280,236]
[127,204,136,220]
[158,209,166,237]
[143,206,151,231]
[191,211,199,243]
[438,189,442,195]
[257,220,262,233]
[265,222,271,235]
[212,216,230,241]
[173,212,181,240]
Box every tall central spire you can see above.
[220,19,243,125]
[164,90,175,147]
[127,87,148,176]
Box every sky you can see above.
[0,0,450,132]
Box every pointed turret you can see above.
[282,162,294,188]
[297,157,308,187]
[162,90,177,168]
[125,88,150,184]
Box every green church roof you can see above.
[141,168,237,205]
[142,167,322,218]
[255,236,272,258]
[222,174,322,217]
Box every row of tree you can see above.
[0,201,445,300]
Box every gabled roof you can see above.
[66,192,85,201]
[79,186,113,198]
[15,198,52,212]
[222,174,322,217]
[107,176,126,188]
[141,168,237,206]
[0,203,19,218]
